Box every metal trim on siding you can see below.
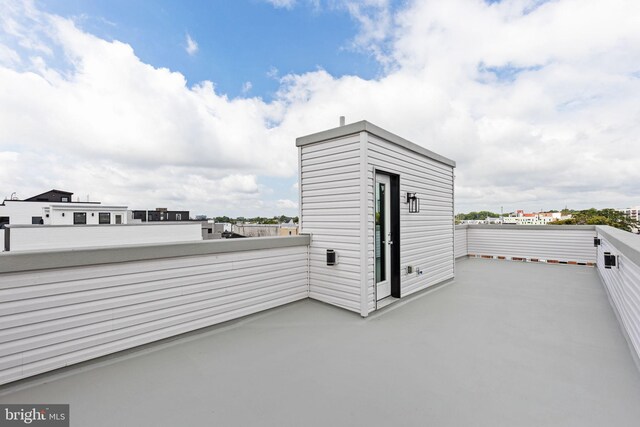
[359,131,369,317]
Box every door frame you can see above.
[375,173,392,301]
[374,169,401,306]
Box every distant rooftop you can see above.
[24,189,73,202]
[3,189,104,204]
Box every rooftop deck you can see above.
[1,258,639,426]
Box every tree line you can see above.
[549,208,638,232]
[455,208,639,232]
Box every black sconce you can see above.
[406,192,420,213]
[91,213,95,217]
[594,237,601,247]
[326,249,336,266]
[61,213,65,217]
[604,252,616,269]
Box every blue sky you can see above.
[1,0,639,217]
[40,0,381,100]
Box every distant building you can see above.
[620,206,639,222]
[215,223,233,233]
[232,222,299,238]
[0,189,127,227]
[233,224,280,237]
[24,189,74,203]
[279,220,299,236]
[131,208,190,222]
[502,210,569,225]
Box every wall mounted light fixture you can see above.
[406,192,420,213]
[604,252,617,269]
[326,249,337,266]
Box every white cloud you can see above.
[341,0,394,66]
[264,0,297,9]
[241,81,252,94]
[1,0,640,217]
[0,45,20,66]
[276,199,298,210]
[266,66,279,79]
[185,33,198,55]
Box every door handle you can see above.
[387,233,393,245]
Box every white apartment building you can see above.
[1,190,128,226]
[620,206,640,222]
[502,210,566,225]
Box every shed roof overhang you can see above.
[295,120,456,168]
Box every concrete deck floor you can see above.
[2,258,640,426]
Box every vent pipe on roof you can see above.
[339,116,345,127]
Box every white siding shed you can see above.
[297,121,456,316]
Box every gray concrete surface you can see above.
[2,258,640,426]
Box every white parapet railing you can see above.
[596,226,640,369]
[3,222,204,252]
[0,235,310,385]
[455,224,597,265]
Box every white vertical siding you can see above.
[596,228,640,367]
[467,226,596,264]
[455,225,468,259]
[0,245,308,385]
[366,134,455,310]
[300,135,363,313]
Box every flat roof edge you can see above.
[596,225,640,266]
[5,222,197,229]
[0,235,311,274]
[296,120,456,168]
[466,224,596,231]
